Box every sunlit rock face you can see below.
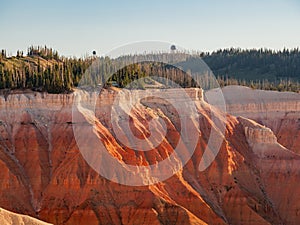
[0,207,52,225]
[0,87,299,225]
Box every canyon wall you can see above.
[0,87,299,225]
[206,85,300,154]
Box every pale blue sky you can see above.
[0,0,299,57]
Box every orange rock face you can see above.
[0,87,299,225]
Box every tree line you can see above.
[0,46,299,93]
[202,47,300,81]
[0,46,91,93]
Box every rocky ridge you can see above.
[0,87,299,224]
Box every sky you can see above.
[0,0,300,57]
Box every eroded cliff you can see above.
[208,85,300,154]
[0,87,299,225]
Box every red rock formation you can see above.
[210,85,300,154]
[0,87,299,225]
